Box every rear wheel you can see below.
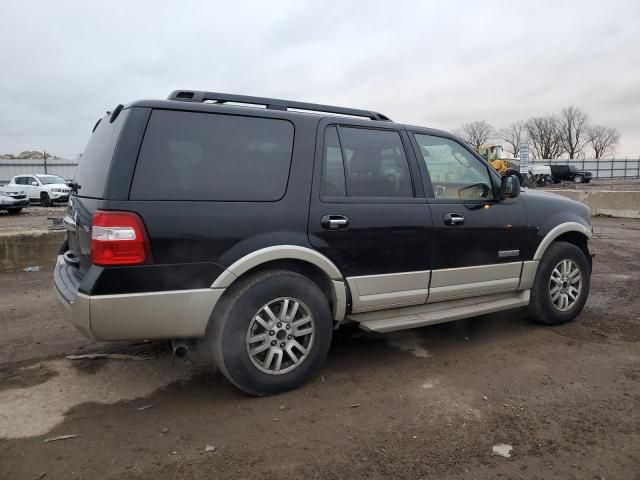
[207,270,333,396]
[529,241,590,325]
[40,192,52,207]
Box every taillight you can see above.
[91,211,151,266]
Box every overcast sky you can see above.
[1,0,639,158]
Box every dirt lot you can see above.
[1,217,639,479]
[542,178,640,191]
[0,205,66,235]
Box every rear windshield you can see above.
[74,109,129,198]
[130,110,294,201]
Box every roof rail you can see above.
[167,90,392,121]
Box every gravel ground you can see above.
[0,205,66,234]
[542,178,640,191]
[0,217,639,479]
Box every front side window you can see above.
[321,126,413,198]
[414,134,494,200]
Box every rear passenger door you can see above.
[308,121,433,313]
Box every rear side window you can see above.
[75,109,129,198]
[130,110,294,201]
[321,126,413,198]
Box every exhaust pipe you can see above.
[171,339,189,358]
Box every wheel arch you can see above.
[212,246,347,322]
[533,222,592,265]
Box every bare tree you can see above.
[498,121,527,158]
[525,115,564,159]
[454,120,495,152]
[559,106,589,159]
[587,125,620,159]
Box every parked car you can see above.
[0,186,29,214]
[55,90,593,395]
[9,174,72,206]
[550,165,593,184]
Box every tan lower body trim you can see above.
[87,288,224,341]
[331,280,347,322]
[347,271,430,313]
[519,261,539,290]
[428,262,522,303]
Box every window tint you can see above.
[321,127,412,198]
[75,109,129,198]
[14,177,25,185]
[322,127,346,196]
[131,110,294,201]
[414,134,494,200]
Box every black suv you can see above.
[55,90,593,395]
[550,165,594,184]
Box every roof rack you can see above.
[167,90,392,122]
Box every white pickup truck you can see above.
[8,174,72,206]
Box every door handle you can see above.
[321,215,349,230]
[444,213,465,226]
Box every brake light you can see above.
[91,211,151,266]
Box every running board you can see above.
[347,290,530,333]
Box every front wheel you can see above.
[529,241,590,325]
[573,174,584,183]
[505,169,524,186]
[207,270,333,396]
[40,192,53,207]
[6,208,22,214]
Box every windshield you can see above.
[36,175,66,185]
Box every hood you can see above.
[45,183,71,190]
[520,187,592,230]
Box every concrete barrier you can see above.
[548,190,640,219]
[0,230,65,272]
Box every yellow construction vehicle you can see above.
[478,144,523,184]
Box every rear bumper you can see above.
[54,255,224,341]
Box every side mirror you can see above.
[31,181,38,186]
[501,175,521,199]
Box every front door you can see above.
[308,121,433,313]
[410,132,531,303]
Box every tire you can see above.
[537,176,547,187]
[529,241,590,326]
[207,270,333,396]
[573,174,584,183]
[40,192,52,207]
[505,169,524,186]
[7,208,22,214]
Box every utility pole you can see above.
[43,150,48,174]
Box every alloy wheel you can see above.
[246,297,315,375]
